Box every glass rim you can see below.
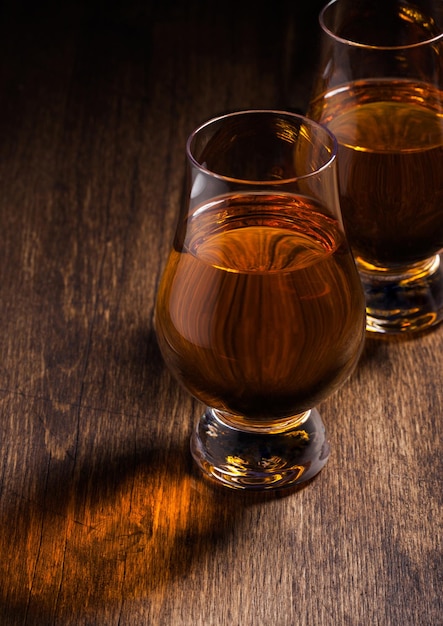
[320,0,443,50]
[186,109,338,185]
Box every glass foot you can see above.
[190,407,330,491]
[360,254,443,334]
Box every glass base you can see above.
[190,407,330,491]
[358,253,443,335]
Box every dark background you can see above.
[0,0,327,131]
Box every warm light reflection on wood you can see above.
[0,460,228,621]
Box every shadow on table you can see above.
[0,330,311,625]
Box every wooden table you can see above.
[0,1,441,624]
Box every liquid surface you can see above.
[310,80,443,267]
[156,193,365,420]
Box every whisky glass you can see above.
[308,0,443,334]
[155,110,366,490]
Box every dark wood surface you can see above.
[0,1,441,624]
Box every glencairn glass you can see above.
[155,110,366,490]
[309,0,443,334]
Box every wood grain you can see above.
[0,1,441,625]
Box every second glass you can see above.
[309,0,443,334]
[155,111,365,490]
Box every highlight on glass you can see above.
[155,110,366,490]
[308,0,443,334]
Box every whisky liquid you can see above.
[310,80,443,267]
[155,193,365,421]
